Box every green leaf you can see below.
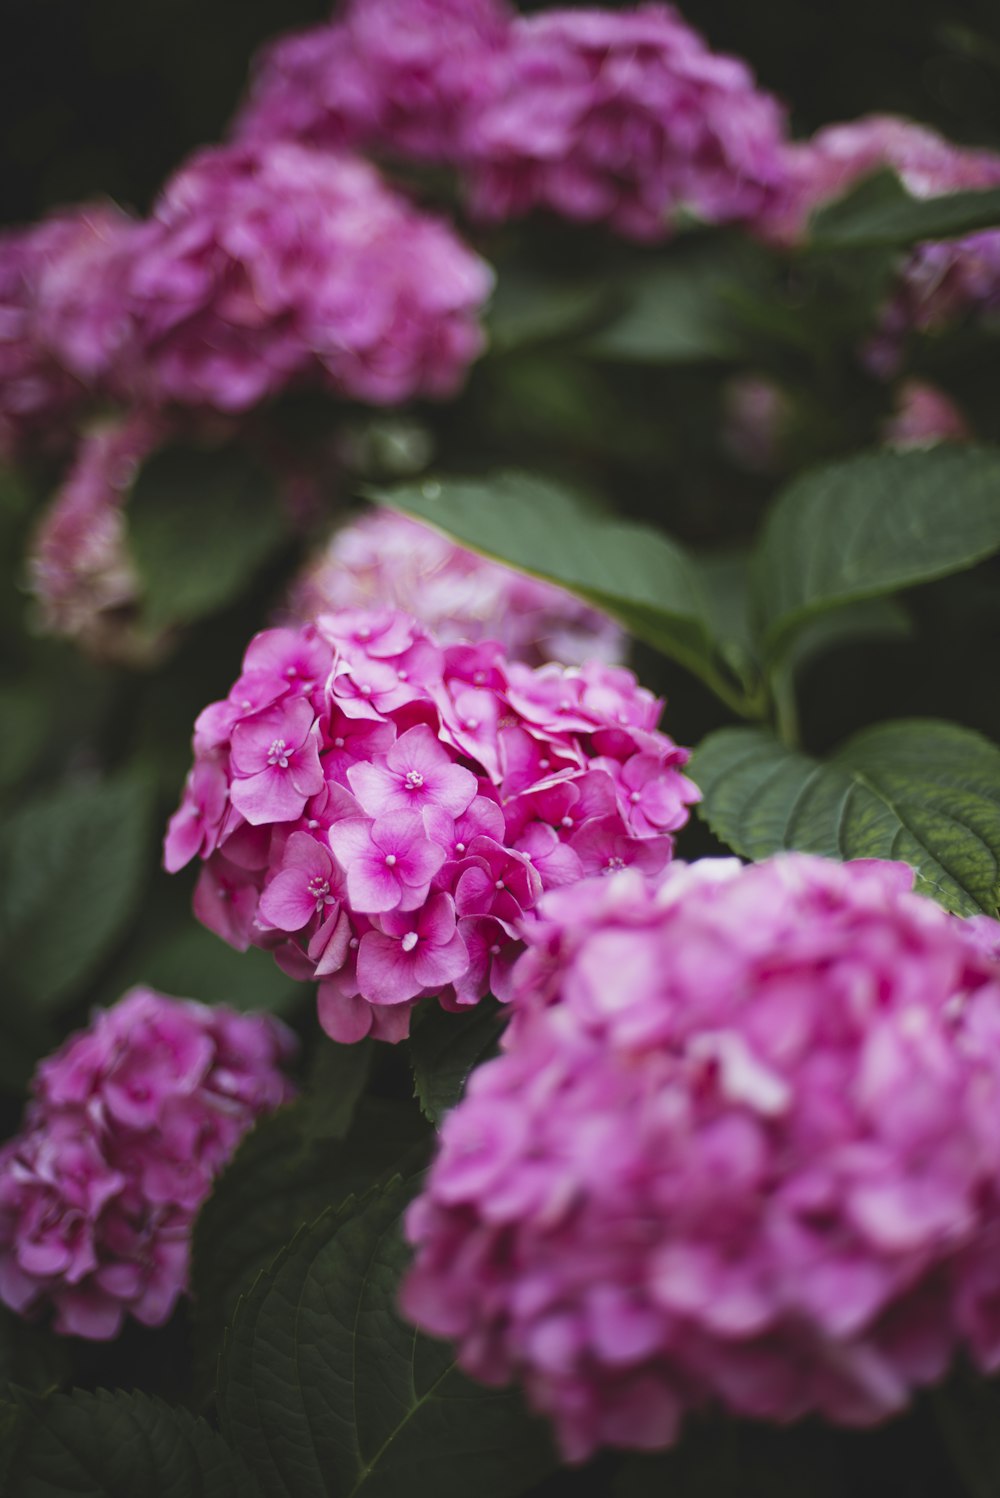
[691,719,1000,916]
[218,1178,555,1498]
[191,1097,425,1398]
[302,1038,374,1141]
[410,999,505,1124]
[584,238,770,364]
[487,266,614,353]
[130,445,288,630]
[1,1388,255,1497]
[809,167,1000,250]
[752,446,1000,663]
[118,920,301,1016]
[376,471,761,714]
[0,775,152,1013]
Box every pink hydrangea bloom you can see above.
[235,0,512,164]
[402,855,1000,1461]
[461,5,791,241]
[288,508,625,668]
[27,412,163,660]
[0,203,138,459]
[119,140,492,412]
[164,609,697,1044]
[0,987,296,1340]
[882,379,970,449]
[768,116,1000,351]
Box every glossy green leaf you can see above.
[410,999,505,1124]
[191,1098,424,1398]
[691,719,1000,916]
[809,167,1000,249]
[218,1177,555,1498]
[752,446,1000,662]
[0,1388,254,1498]
[0,775,152,1012]
[376,471,760,714]
[130,445,288,630]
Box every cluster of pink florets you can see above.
[2,142,492,436]
[123,141,493,412]
[28,412,163,659]
[236,0,511,166]
[238,0,791,242]
[288,508,625,668]
[0,203,140,461]
[164,607,698,1044]
[403,854,1000,1461]
[0,987,296,1340]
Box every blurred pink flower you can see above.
[288,508,625,668]
[123,140,493,411]
[403,855,1000,1460]
[0,988,296,1339]
[462,5,791,240]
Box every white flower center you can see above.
[401,931,419,953]
[307,876,332,912]
[385,853,397,867]
[603,857,626,875]
[268,737,290,768]
[404,770,425,791]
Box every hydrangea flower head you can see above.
[403,855,1000,1460]
[236,0,512,164]
[0,988,296,1339]
[165,608,697,1043]
[769,116,1000,349]
[289,508,625,667]
[462,5,791,240]
[123,140,493,412]
[28,412,163,661]
[0,203,138,459]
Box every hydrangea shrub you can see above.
[4,0,1000,1491]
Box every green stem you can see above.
[771,663,801,749]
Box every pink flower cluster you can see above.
[120,140,493,411]
[28,412,163,660]
[403,855,1000,1461]
[236,0,511,165]
[772,115,1000,352]
[462,7,791,241]
[0,203,140,460]
[1,140,492,454]
[288,508,625,668]
[164,608,697,1044]
[0,987,296,1340]
[236,1,791,242]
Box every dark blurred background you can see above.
[4,0,1000,226]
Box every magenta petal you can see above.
[347,760,400,816]
[230,764,308,825]
[415,929,469,989]
[317,983,374,1043]
[357,930,424,1005]
[351,854,404,914]
[311,907,353,975]
[258,869,317,931]
[327,816,377,867]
